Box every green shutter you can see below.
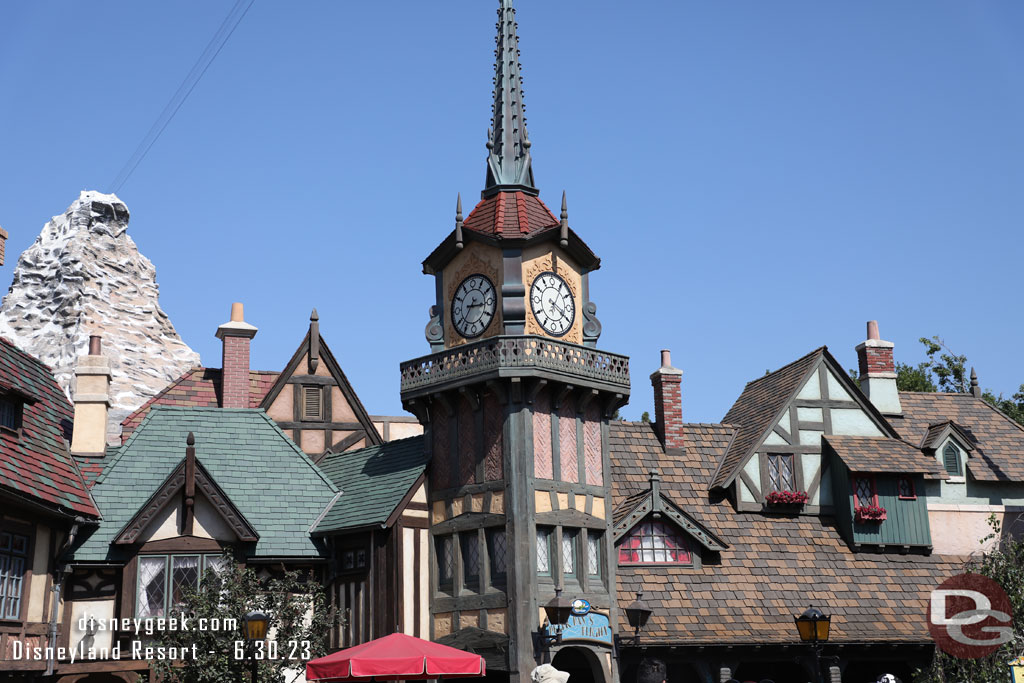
[943,443,961,476]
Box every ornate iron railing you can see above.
[400,335,630,395]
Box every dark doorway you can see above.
[552,646,601,683]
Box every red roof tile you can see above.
[462,191,559,238]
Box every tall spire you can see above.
[484,0,537,197]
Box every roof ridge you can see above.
[741,346,825,389]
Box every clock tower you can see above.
[400,2,630,682]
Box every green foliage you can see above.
[150,552,335,683]
[895,336,966,393]
[897,362,938,392]
[848,368,859,383]
[641,411,651,423]
[914,515,1024,682]
[983,385,1024,427]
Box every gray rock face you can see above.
[0,191,200,440]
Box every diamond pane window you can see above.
[137,556,167,618]
[897,477,916,500]
[562,530,577,576]
[767,454,795,492]
[436,536,454,592]
[618,521,692,565]
[460,533,480,590]
[536,528,551,575]
[488,530,507,583]
[171,555,200,608]
[854,476,876,508]
[587,533,601,577]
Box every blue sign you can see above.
[571,599,591,616]
[557,611,612,646]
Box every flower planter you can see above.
[854,505,887,523]
[765,490,809,506]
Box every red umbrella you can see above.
[306,633,486,681]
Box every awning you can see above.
[306,632,486,681]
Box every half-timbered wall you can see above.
[736,359,885,512]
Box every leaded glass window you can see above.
[854,476,875,508]
[897,477,916,499]
[618,521,692,565]
[436,536,454,592]
[460,533,479,590]
[0,532,28,619]
[562,530,577,576]
[137,556,167,618]
[536,528,551,575]
[587,533,602,577]
[171,555,200,608]
[487,530,507,585]
[767,454,795,492]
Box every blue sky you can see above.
[1,1,1022,422]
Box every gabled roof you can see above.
[611,474,728,552]
[259,328,382,449]
[121,368,278,442]
[893,392,1024,482]
[113,455,258,544]
[314,436,427,533]
[823,435,947,479]
[610,420,962,645]
[711,346,898,490]
[74,407,337,561]
[920,420,976,452]
[0,337,99,518]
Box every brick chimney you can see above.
[215,302,257,408]
[0,225,7,266]
[71,335,111,455]
[855,320,902,415]
[650,349,684,450]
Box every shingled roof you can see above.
[611,421,962,645]
[314,436,427,533]
[710,348,823,489]
[74,407,337,561]
[823,435,947,478]
[120,368,278,441]
[893,392,1024,482]
[0,337,99,517]
[462,192,559,238]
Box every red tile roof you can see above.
[463,191,559,238]
[0,337,99,517]
[120,368,278,443]
[611,421,962,645]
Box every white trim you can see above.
[927,503,1024,513]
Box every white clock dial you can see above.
[451,274,496,339]
[530,272,575,337]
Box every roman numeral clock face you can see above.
[531,272,575,337]
[451,274,496,339]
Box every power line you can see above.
[109,0,256,194]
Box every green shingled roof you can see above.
[315,436,427,533]
[73,407,338,561]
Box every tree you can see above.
[983,385,1024,427]
[150,552,335,683]
[914,516,1024,682]
[641,411,651,423]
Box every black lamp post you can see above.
[624,592,653,641]
[244,611,269,682]
[539,587,573,646]
[794,606,831,683]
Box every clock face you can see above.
[530,271,575,337]
[451,274,496,339]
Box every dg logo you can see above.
[929,573,1013,658]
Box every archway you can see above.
[551,646,604,683]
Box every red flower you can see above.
[765,490,809,505]
[854,504,887,522]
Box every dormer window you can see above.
[618,520,692,565]
[943,442,963,477]
[0,395,21,432]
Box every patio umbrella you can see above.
[306,632,486,681]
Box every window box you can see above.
[764,490,808,506]
[854,504,887,523]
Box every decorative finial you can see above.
[309,308,321,372]
[455,194,464,250]
[970,367,981,398]
[186,432,195,446]
[559,191,568,247]
[310,308,318,322]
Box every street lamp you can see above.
[794,606,831,683]
[245,611,269,682]
[624,592,653,640]
[539,587,573,646]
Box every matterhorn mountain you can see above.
[0,191,200,439]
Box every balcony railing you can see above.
[400,335,630,396]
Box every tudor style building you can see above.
[399,3,628,682]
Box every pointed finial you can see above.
[455,194,464,250]
[970,367,981,398]
[310,308,318,322]
[309,309,321,372]
[559,191,568,247]
[186,432,195,446]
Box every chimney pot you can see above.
[660,349,671,368]
[230,302,245,323]
[867,320,880,340]
[89,335,102,356]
